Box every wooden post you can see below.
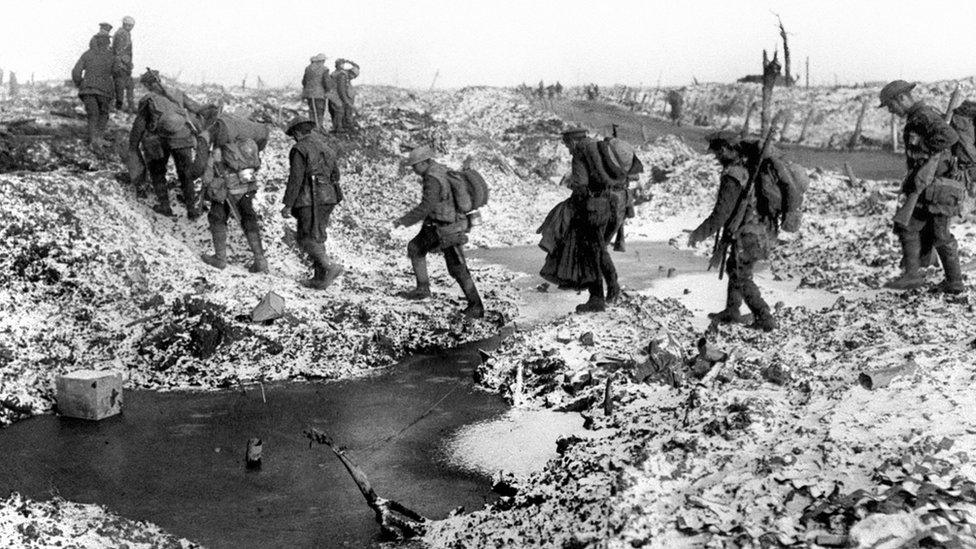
[429,69,439,91]
[797,107,815,144]
[778,108,794,142]
[847,97,870,150]
[844,162,859,187]
[741,100,758,138]
[805,56,810,88]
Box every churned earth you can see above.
[3,81,976,548]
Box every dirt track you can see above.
[554,99,905,181]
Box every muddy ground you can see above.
[3,81,976,548]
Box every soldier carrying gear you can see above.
[129,69,208,219]
[330,58,360,133]
[112,16,136,112]
[301,53,330,128]
[687,130,779,332]
[281,116,345,290]
[539,127,623,314]
[393,146,485,319]
[72,34,123,149]
[199,108,272,274]
[879,80,965,294]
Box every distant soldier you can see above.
[394,146,484,319]
[555,81,563,97]
[667,89,684,126]
[112,16,135,112]
[301,53,330,128]
[0,68,5,87]
[199,108,272,273]
[331,58,360,133]
[879,80,965,294]
[97,22,112,37]
[281,117,345,290]
[72,34,122,147]
[129,69,208,218]
[9,72,18,98]
[687,131,778,331]
[540,128,623,313]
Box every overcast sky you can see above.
[1,0,974,89]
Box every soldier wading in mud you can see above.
[687,131,780,332]
[539,127,624,313]
[129,69,209,219]
[393,146,485,319]
[199,107,272,274]
[281,116,345,290]
[879,80,966,294]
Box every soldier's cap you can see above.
[561,126,588,137]
[139,69,161,85]
[405,145,434,166]
[310,53,327,62]
[99,22,113,31]
[878,80,916,108]
[706,130,740,150]
[284,116,316,136]
[122,16,135,26]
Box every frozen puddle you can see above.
[647,271,846,331]
[443,409,585,477]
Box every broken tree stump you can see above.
[741,100,758,138]
[304,428,427,540]
[797,107,816,144]
[760,50,782,136]
[778,108,794,142]
[848,97,870,150]
[844,163,859,187]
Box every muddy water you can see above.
[0,339,519,549]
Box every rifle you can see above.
[892,84,962,229]
[709,111,787,278]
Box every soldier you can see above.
[112,16,135,112]
[540,128,622,313]
[687,131,778,331]
[72,34,121,148]
[667,89,684,126]
[199,108,272,273]
[331,58,360,133]
[301,53,330,128]
[879,80,965,294]
[97,22,112,37]
[281,117,345,290]
[393,146,484,319]
[129,69,207,218]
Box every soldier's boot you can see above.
[931,244,966,295]
[885,236,926,290]
[708,285,744,324]
[245,231,269,274]
[613,226,626,252]
[400,257,432,300]
[459,278,485,319]
[748,307,778,332]
[575,283,607,314]
[303,241,341,290]
[606,282,622,304]
[151,178,175,217]
[200,227,228,269]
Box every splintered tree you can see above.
[774,13,795,86]
[760,50,781,137]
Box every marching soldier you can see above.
[281,117,345,290]
[394,146,484,319]
[879,80,965,294]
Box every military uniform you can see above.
[330,60,359,132]
[689,156,778,330]
[397,158,484,317]
[301,57,330,128]
[283,128,343,289]
[112,26,134,112]
[200,114,272,273]
[894,102,965,292]
[71,36,121,145]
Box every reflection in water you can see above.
[443,409,585,477]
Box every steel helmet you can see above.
[284,116,315,136]
[878,80,916,108]
[405,145,434,166]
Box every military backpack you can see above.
[754,155,809,232]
